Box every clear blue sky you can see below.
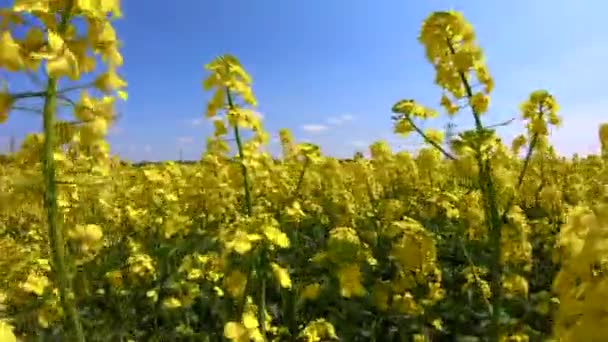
[2,0,607,161]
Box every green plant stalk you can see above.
[445,37,503,340]
[225,87,252,217]
[224,85,269,340]
[257,250,268,341]
[43,78,86,342]
[225,88,254,317]
[500,112,542,222]
[276,158,308,340]
[41,1,85,341]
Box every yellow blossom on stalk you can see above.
[0,320,16,342]
[224,270,247,298]
[470,92,489,114]
[300,283,321,301]
[372,282,391,311]
[262,223,290,249]
[203,54,257,109]
[337,263,365,298]
[520,90,560,137]
[299,319,338,342]
[393,292,419,315]
[224,321,249,342]
[0,91,13,123]
[419,11,492,101]
[94,67,127,93]
[511,134,527,154]
[0,31,24,71]
[270,262,292,289]
[440,94,459,116]
[105,270,122,288]
[392,99,437,118]
[502,273,529,298]
[599,123,608,154]
[68,224,104,253]
[394,119,414,136]
[20,273,50,296]
[424,128,444,145]
[162,297,182,310]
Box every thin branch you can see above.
[10,90,48,100]
[499,122,541,222]
[460,238,493,314]
[57,82,95,95]
[401,115,458,161]
[486,117,516,129]
[11,105,44,114]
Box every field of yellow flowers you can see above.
[2,1,608,341]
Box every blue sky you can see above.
[2,0,607,161]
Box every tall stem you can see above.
[225,87,265,340]
[257,250,268,341]
[446,37,503,340]
[41,2,85,340]
[43,77,85,342]
[226,88,252,216]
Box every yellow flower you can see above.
[599,123,608,148]
[299,319,338,342]
[21,273,50,296]
[424,128,444,145]
[105,270,123,288]
[94,68,127,93]
[470,92,489,114]
[337,264,365,298]
[0,92,14,124]
[372,282,390,311]
[262,224,290,248]
[394,119,414,136]
[68,224,104,252]
[0,320,16,342]
[226,231,259,255]
[440,94,459,116]
[300,283,321,301]
[270,263,292,289]
[47,51,80,80]
[162,297,182,310]
[224,271,247,298]
[224,321,248,342]
[393,292,419,315]
[0,31,23,71]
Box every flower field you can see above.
[1,1,608,341]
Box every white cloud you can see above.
[351,140,368,148]
[177,136,194,145]
[108,126,123,136]
[327,114,354,126]
[143,145,152,153]
[301,124,329,133]
[188,118,204,126]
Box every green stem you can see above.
[41,1,85,341]
[402,115,457,160]
[446,37,503,340]
[460,239,493,314]
[257,251,268,341]
[224,85,261,336]
[225,88,252,216]
[500,113,542,221]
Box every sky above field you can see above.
[2,0,607,161]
